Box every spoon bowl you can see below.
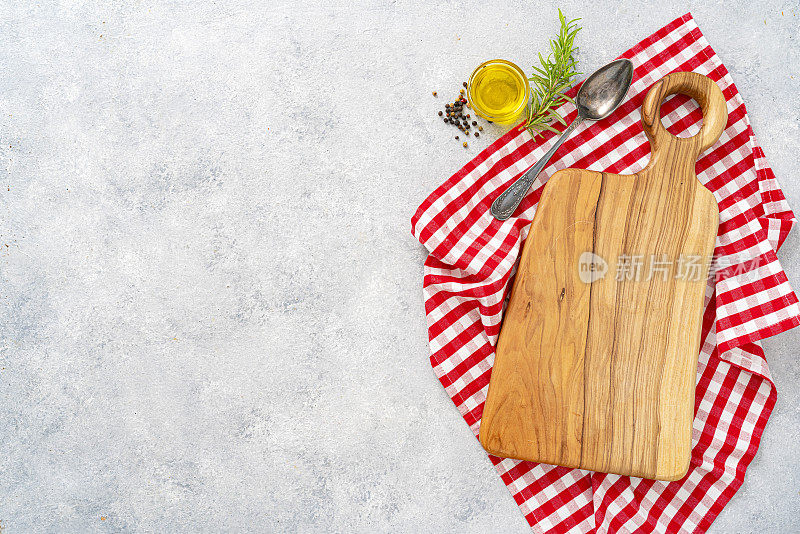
[490,58,634,221]
[576,58,634,120]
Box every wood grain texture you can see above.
[479,72,728,481]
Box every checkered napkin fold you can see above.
[411,13,800,534]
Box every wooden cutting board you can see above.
[479,72,728,481]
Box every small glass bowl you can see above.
[467,59,530,126]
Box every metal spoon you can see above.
[490,58,634,221]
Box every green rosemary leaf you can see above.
[525,9,582,139]
[550,110,568,126]
[541,123,563,135]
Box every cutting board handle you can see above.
[641,72,728,164]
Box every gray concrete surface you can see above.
[0,1,798,532]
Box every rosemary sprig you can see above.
[526,10,581,138]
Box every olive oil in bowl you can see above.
[467,59,530,125]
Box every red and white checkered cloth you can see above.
[412,13,800,533]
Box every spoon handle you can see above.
[490,116,583,221]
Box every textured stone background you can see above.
[0,1,798,532]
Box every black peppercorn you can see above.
[462,81,467,88]
[438,111,443,116]
[472,121,477,126]
[474,132,479,137]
